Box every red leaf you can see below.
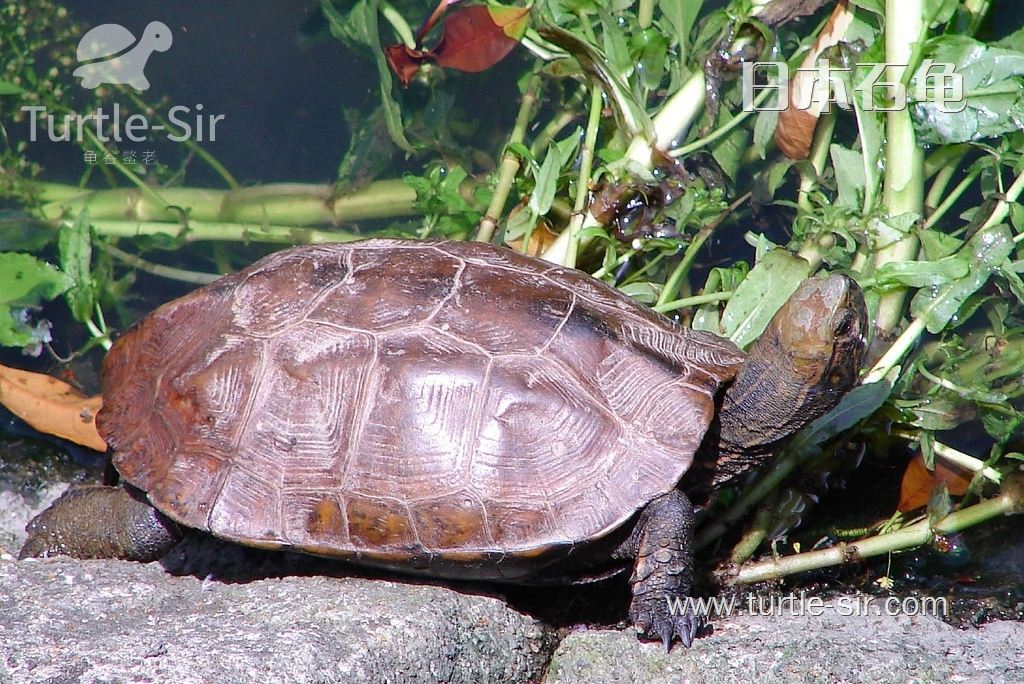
[384,44,431,87]
[432,5,528,74]
[897,452,973,513]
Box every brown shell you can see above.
[97,239,744,579]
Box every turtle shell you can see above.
[76,24,137,62]
[97,239,745,579]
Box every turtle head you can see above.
[764,274,868,393]
[708,274,868,486]
[141,21,173,53]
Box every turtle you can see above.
[73,20,172,91]
[20,238,867,648]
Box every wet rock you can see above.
[0,557,556,684]
[544,598,1024,684]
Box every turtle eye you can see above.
[833,311,854,337]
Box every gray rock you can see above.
[0,482,68,556]
[544,598,1024,684]
[0,558,556,684]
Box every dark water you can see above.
[28,1,368,184]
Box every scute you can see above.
[98,239,745,577]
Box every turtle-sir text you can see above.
[20,104,224,143]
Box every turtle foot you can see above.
[19,484,181,562]
[618,489,699,650]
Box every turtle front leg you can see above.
[19,484,181,562]
[614,489,700,649]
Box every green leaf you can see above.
[632,28,669,91]
[599,8,632,78]
[789,380,893,454]
[830,144,866,210]
[0,80,24,95]
[692,263,748,334]
[618,281,660,304]
[320,0,415,153]
[552,128,582,168]
[660,0,702,57]
[918,228,963,260]
[0,211,57,252]
[913,36,1024,145]
[897,397,973,431]
[722,249,811,348]
[873,256,969,289]
[535,25,654,141]
[58,212,96,324]
[528,145,560,216]
[0,253,73,348]
[752,108,778,161]
[910,224,1014,333]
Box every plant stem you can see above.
[86,219,362,244]
[542,69,709,265]
[924,166,980,230]
[654,290,732,314]
[670,85,775,158]
[637,0,654,30]
[530,87,586,158]
[121,89,239,188]
[380,2,417,48]
[96,241,220,284]
[795,110,836,217]
[872,0,926,337]
[35,180,418,225]
[563,81,605,268]
[476,69,542,243]
[722,487,1021,586]
[655,192,751,307]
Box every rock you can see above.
[544,597,1024,684]
[0,557,556,684]
[0,482,68,556]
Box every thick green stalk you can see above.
[475,70,542,243]
[872,0,926,336]
[35,180,418,225]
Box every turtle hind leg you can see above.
[19,484,181,562]
[613,489,701,650]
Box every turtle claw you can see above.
[634,601,702,651]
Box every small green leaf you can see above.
[600,9,632,78]
[58,211,96,324]
[722,249,811,348]
[618,281,660,304]
[830,144,867,210]
[910,224,1014,333]
[752,108,778,161]
[873,256,969,289]
[0,252,73,348]
[918,228,963,260]
[552,128,581,169]
[528,145,560,216]
[0,80,24,95]
[659,0,702,57]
